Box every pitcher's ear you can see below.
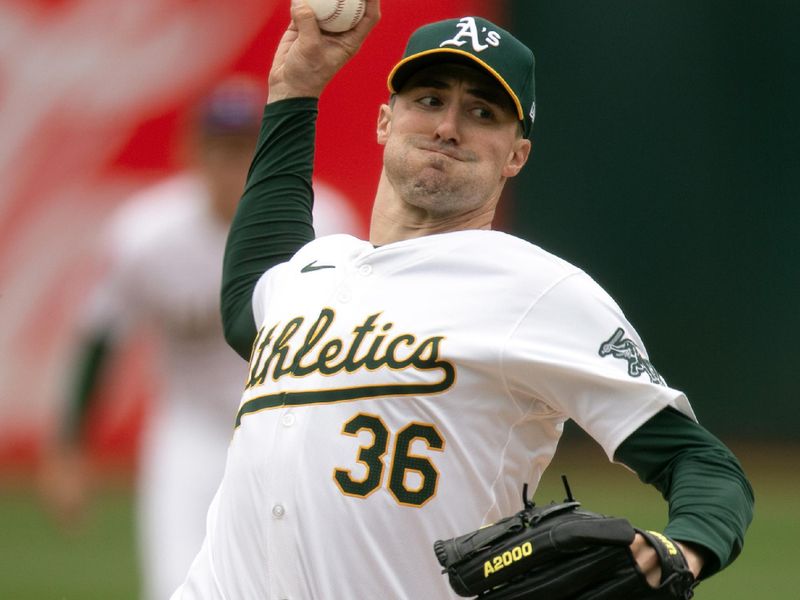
[376,104,392,145]
[502,138,532,178]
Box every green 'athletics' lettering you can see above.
[246,308,453,389]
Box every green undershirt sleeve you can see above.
[61,332,112,444]
[614,407,754,579]
[221,98,319,359]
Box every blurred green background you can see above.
[508,0,799,439]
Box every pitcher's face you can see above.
[377,63,530,218]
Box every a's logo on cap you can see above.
[439,17,501,53]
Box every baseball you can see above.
[305,0,366,33]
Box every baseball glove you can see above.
[433,477,697,599]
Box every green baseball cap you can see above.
[387,16,536,138]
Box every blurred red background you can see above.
[0,0,504,471]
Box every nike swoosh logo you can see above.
[301,260,336,273]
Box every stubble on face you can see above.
[382,132,496,219]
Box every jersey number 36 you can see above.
[333,412,445,507]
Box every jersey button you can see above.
[358,264,372,276]
[272,504,285,519]
[281,412,295,427]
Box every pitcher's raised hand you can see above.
[268,0,381,102]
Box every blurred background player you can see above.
[38,76,363,600]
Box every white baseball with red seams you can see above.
[305,0,365,32]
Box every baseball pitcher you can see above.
[172,2,752,598]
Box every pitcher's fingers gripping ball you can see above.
[305,0,366,32]
[434,479,697,600]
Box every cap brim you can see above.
[387,48,524,122]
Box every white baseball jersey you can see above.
[174,229,694,599]
[84,174,362,600]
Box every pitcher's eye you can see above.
[418,95,443,108]
[472,106,495,120]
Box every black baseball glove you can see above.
[433,478,697,599]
